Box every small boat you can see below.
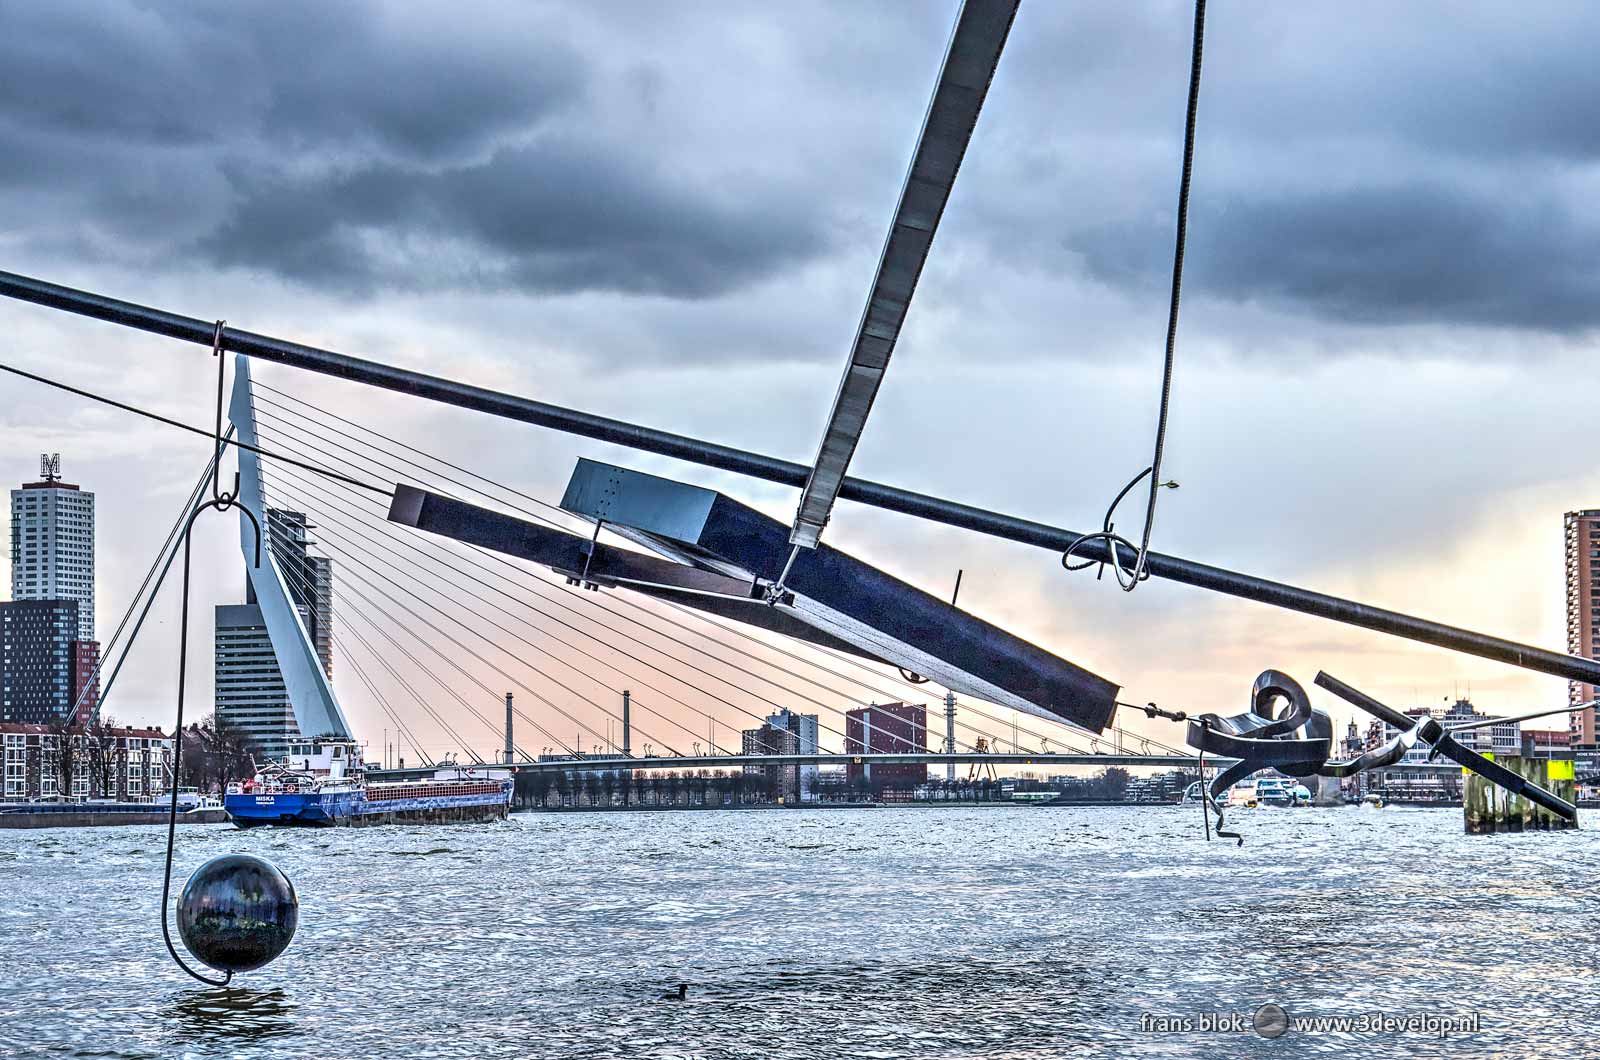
[1359,793,1384,810]
[1255,776,1312,807]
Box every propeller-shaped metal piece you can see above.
[1186,669,1577,844]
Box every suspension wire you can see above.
[247,387,1159,755]
[261,474,722,758]
[252,400,1167,762]
[335,632,428,766]
[251,395,924,707]
[251,382,1189,760]
[259,511,528,763]
[249,519,443,766]
[1061,0,1206,591]
[260,470,838,758]
[260,451,927,757]
[69,430,232,723]
[250,402,985,754]
[335,608,491,762]
[252,399,1197,772]
[0,360,391,497]
[259,482,651,759]
[262,457,807,754]
[257,518,487,762]
[263,471,739,756]
[257,504,563,760]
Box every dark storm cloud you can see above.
[0,0,829,299]
[957,2,1600,335]
[5,1,1600,336]
[0,2,579,158]
[199,138,825,297]
[1074,180,1600,330]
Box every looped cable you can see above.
[159,345,265,985]
[1061,0,1204,592]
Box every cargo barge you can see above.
[224,739,511,827]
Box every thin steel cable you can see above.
[251,399,1152,759]
[0,359,391,497]
[261,452,927,756]
[250,403,975,753]
[1062,0,1206,591]
[260,479,721,756]
[263,474,739,757]
[251,383,1188,758]
[69,431,230,722]
[259,521,485,761]
[257,500,563,760]
[247,387,1154,753]
[259,494,653,759]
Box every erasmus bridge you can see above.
[0,0,1593,800]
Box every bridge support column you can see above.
[944,691,956,782]
[504,692,514,765]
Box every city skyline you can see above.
[3,5,1600,762]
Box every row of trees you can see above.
[515,768,781,810]
[174,714,259,792]
[512,770,1097,810]
[30,712,258,797]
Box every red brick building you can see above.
[1565,510,1600,745]
[845,702,928,789]
[69,640,99,726]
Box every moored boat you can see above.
[224,739,511,827]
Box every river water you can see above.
[1,805,1596,1059]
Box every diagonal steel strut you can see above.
[791,0,1018,550]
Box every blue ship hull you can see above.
[225,783,510,828]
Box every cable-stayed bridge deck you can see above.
[370,751,1227,782]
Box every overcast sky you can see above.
[3,1,1598,760]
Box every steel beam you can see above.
[372,750,1488,782]
[791,0,1018,549]
[369,750,1224,781]
[4,267,1600,688]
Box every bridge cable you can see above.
[260,474,734,757]
[257,494,575,759]
[250,399,1029,756]
[248,386,1169,755]
[1061,0,1206,590]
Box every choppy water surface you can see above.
[1,805,1597,1059]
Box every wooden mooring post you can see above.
[1463,756,1579,834]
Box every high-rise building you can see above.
[215,510,335,760]
[765,708,820,801]
[845,701,928,788]
[10,455,95,642]
[0,600,80,725]
[1564,510,1600,745]
[252,510,333,680]
[741,721,800,800]
[213,603,298,761]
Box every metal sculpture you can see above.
[1186,670,1578,844]
[387,461,1122,733]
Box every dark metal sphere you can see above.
[177,854,298,973]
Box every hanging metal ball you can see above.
[177,854,298,973]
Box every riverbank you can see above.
[0,808,228,829]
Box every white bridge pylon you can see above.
[230,355,352,740]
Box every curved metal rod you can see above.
[159,350,266,984]
[159,497,260,985]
